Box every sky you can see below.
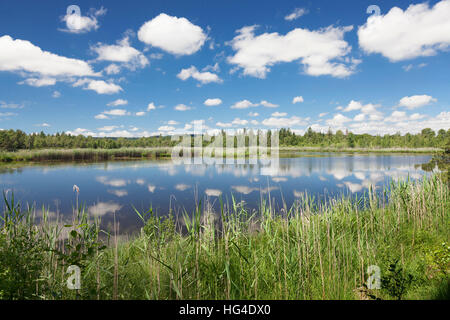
[0,0,449,137]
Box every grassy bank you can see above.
[0,146,442,164]
[0,147,173,163]
[279,146,443,154]
[0,175,449,300]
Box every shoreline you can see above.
[1,175,447,300]
[0,146,440,165]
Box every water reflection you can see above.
[0,153,435,234]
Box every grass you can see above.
[0,148,173,163]
[279,146,443,154]
[0,146,442,164]
[0,175,448,300]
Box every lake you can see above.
[0,152,433,234]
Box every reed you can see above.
[0,175,448,300]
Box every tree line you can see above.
[0,128,448,152]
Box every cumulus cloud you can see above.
[60,7,107,34]
[227,24,357,78]
[175,104,192,111]
[19,77,56,87]
[347,112,450,135]
[158,125,176,132]
[398,95,437,109]
[97,126,118,131]
[292,96,304,104]
[358,0,450,61]
[95,114,109,120]
[342,100,383,120]
[272,112,287,117]
[260,100,279,108]
[177,66,222,84]
[204,98,222,106]
[102,109,130,116]
[205,189,222,197]
[147,102,163,111]
[262,116,307,128]
[285,8,308,21]
[216,122,233,128]
[231,100,258,109]
[104,63,121,75]
[326,114,351,126]
[88,201,122,217]
[91,36,149,70]
[52,91,61,98]
[73,79,122,94]
[0,35,96,78]
[138,13,207,55]
[107,99,128,107]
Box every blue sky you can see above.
[0,0,449,137]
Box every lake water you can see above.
[0,153,433,234]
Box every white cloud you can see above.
[232,118,248,126]
[98,126,118,132]
[0,35,96,77]
[384,111,427,122]
[231,99,258,109]
[158,125,176,131]
[95,114,109,120]
[92,36,149,70]
[61,7,106,34]
[177,66,222,84]
[107,99,128,107]
[398,95,437,109]
[272,112,287,117]
[137,13,207,55]
[175,184,191,191]
[204,98,222,106]
[319,112,328,117]
[67,128,97,136]
[358,0,450,61]
[20,77,56,87]
[102,109,130,116]
[216,122,233,128]
[260,100,279,108]
[135,111,146,116]
[175,104,191,111]
[342,100,383,120]
[88,201,122,217]
[292,96,304,104]
[347,112,450,135]
[227,24,357,78]
[285,8,308,21]
[326,114,351,126]
[248,112,259,117]
[104,63,121,75]
[147,102,162,111]
[205,189,222,197]
[73,79,122,94]
[52,91,61,98]
[262,116,307,128]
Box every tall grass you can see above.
[0,175,448,300]
[0,148,173,163]
[0,146,441,164]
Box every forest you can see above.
[0,127,448,152]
